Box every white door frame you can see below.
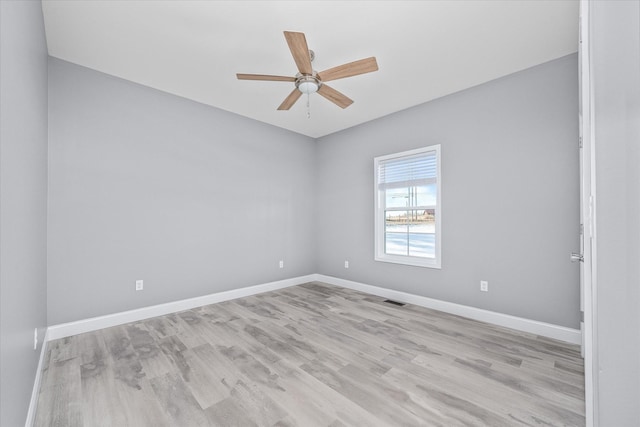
[579,1,597,425]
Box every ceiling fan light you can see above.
[298,81,319,94]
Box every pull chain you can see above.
[306,93,311,119]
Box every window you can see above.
[374,145,441,268]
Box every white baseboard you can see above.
[45,272,581,345]
[25,328,49,427]
[316,274,582,345]
[47,275,315,341]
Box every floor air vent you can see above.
[383,299,406,307]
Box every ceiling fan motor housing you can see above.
[295,73,321,94]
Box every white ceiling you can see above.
[42,1,579,138]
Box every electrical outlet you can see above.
[279,260,284,269]
[34,328,38,350]
[136,280,144,291]
[344,260,349,269]
[480,280,489,292]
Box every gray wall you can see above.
[0,1,49,426]
[317,54,580,328]
[591,1,640,424]
[47,59,316,325]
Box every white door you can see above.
[578,1,596,425]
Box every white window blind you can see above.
[377,151,438,190]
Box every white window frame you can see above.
[374,145,441,269]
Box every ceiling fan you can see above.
[237,31,378,110]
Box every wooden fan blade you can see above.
[284,31,312,75]
[236,74,296,82]
[277,88,302,110]
[318,57,379,82]
[317,84,354,109]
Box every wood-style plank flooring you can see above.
[34,282,585,426]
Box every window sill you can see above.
[375,255,441,269]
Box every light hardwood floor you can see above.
[34,282,585,426]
